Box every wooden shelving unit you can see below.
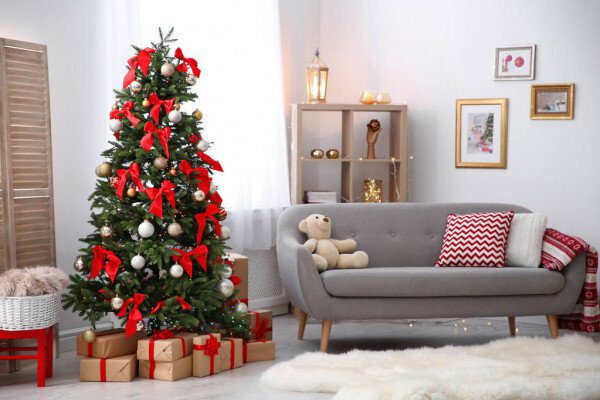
[291,103,408,204]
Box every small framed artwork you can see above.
[456,98,508,169]
[530,83,575,120]
[494,45,536,80]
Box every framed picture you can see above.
[456,98,508,169]
[530,83,575,120]
[494,45,536,80]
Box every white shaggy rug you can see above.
[261,335,600,400]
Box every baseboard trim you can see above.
[59,322,114,353]
[250,295,289,315]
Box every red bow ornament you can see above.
[89,245,122,283]
[145,180,176,219]
[177,296,191,310]
[115,162,145,200]
[174,48,201,78]
[109,101,140,128]
[117,293,146,336]
[148,93,175,123]
[209,191,223,206]
[197,150,223,172]
[150,300,165,314]
[179,160,211,195]
[123,47,155,89]
[172,245,209,276]
[195,204,222,243]
[142,121,172,158]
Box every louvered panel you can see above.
[13,196,53,268]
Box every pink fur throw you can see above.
[0,266,69,297]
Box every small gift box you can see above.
[76,329,144,359]
[247,309,273,341]
[220,338,243,371]
[80,354,137,382]
[193,333,222,377]
[137,331,195,362]
[138,355,193,381]
[230,253,248,305]
[243,340,276,363]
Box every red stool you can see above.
[0,326,53,387]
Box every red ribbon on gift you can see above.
[117,293,146,336]
[100,358,107,382]
[172,246,209,276]
[145,180,176,219]
[142,121,172,158]
[195,204,222,243]
[109,101,140,128]
[193,334,220,375]
[222,338,238,370]
[123,47,155,88]
[250,311,272,341]
[174,48,201,78]
[242,341,248,363]
[115,162,145,200]
[147,330,187,379]
[89,245,122,283]
[197,150,223,172]
[179,160,211,195]
[148,93,175,124]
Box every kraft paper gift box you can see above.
[230,253,248,305]
[219,338,243,371]
[247,309,273,341]
[193,333,222,377]
[138,355,193,381]
[243,340,276,363]
[137,332,195,362]
[76,329,144,359]
[80,354,137,382]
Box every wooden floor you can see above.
[1,314,598,399]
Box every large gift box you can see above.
[220,338,243,371]
[230,253,248,305]
[193,333,222,377]
[247,309,273,341]
[80,354,137,382]
[137,331,195,362]
[138,355,193,381]
[243,340,276,363]
[76,329,144,359]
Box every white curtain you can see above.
[128,0,290,251]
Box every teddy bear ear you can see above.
[298,219,308,233]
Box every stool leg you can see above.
[37,331,46,387]
[45,327,53,378]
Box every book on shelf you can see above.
[304,191,338,204]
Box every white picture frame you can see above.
[494,45,536,81]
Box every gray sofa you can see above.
[276,203,587,352]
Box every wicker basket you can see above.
[0,293,61,330]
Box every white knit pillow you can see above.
[506,213,548,267]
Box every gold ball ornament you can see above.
[167,222,183,237]
[168,168,177,176]
[82,329,96,343]
[192,109,203,120]
[192,189,206,202]
[111,103,119,110]
[142,98,151,108]
[95,162,112,177]
[153,156,168,170]
[326,149,340,159]
[126,187,137,198]
[174,103,181,110]
[100,225,113,238]
[310,149,324,159]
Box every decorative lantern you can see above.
[306,48,329,104]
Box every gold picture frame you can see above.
[530,84,574,120]
[456,98,508,169]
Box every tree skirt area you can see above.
[261,334,600,400]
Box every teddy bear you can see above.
[298,213,369,272]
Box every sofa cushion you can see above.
[320,267,565,298]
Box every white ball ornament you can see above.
[100,225,113,238]
[196,139,210,152]
[160,62,175,77]
[209,182,217,195]
[138,220,155,238]
[221,226,231,239]
[168,109,182,124]
[185,73,197,85]
[170,263,184,278]
[167,222,183,237]
[129,81,142,93]
[217,279,235,297]
[192,190,206,202]
[111,296,124,310]
[131,254,146,270]
[234,302,248,314]
[109,119,123,132]
[219,266,232,279]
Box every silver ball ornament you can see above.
[109,119,123,132]
[153,156,168,170]
[234,302,248,314]
[138,220,155,238]
[168,110,182,124]
[217,279,235,297]
[129,81,142,93]
[160,62,175,77]
[167,222,183,237]
[192,190,206,202]
[111,296,124,310]
[131,254,145,270]
[185,73,197,85]
[73,258,85,272]
[100,225,113,238]
[169,263,184,278]
[221,226,231,239]
[219,265,232,279]
[196,139,210,152]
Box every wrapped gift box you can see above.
[193,333,222,377]
[243,340,276,363]
[80,354,137,382]
[247,309,273,341]
[76,329,144,359]
[230,253,248,305]
[137,332,195,362]
[138,355,193,381]
[220,338,243,371]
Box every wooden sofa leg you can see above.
[546,315,560,338]
[508,316,516,336]
[320,320,332,352]
[297,310,308,340]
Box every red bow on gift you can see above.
[195,204,222,243]
[115,162,145,200]
[148,93,175,124]
[109,101,140,129]
[179,160,211,194]
[89,245,122,283]
[253,317,270,341]
[117,293,146,336]
[151,329,174,340]
[145,180,176,219]
[174,48,201,78]
[142,121,172,158]
[123,47,155,88]
[172,246,209,276]
[197,150,223,172]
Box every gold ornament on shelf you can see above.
[366,119,381,159]
[306,48,329,104]
[82,329,96,343]
[126,187,137,198]
[359,91,376,105]
[310,149,324,159]
[142,98,151,108]
[95,162,112,177]
[326,149,340,159]
[153,156,168,170]
[192,109,203,120]
[363,179,383,203]
[168,168,177,176]
[100,225,113,238]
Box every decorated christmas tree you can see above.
[63,29,249,338]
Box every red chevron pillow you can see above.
[435,211,515,268]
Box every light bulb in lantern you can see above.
[306,48,329,104]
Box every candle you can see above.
[359,91,375,105]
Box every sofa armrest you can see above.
[555,252,588,313]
